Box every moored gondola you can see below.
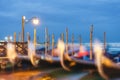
[94,41,120,80]
[59,26,96,71]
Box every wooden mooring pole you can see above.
[62,33,64,41]
[90,25,93,60]
[27,32,30,42]
[14,32,16,42]
[45,27,48,55]
[72,33,74,55]
[79,35,82,46]
[66,28,68,54]
[52,34,54,56]
[104,32,106,53]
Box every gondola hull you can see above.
[102,64,120,79]
[69,57,96,70]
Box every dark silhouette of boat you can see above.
[94,42,120,80]
[58,44,97,71]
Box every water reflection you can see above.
[0,68,104,80]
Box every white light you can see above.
[23,16,40,26]
[23,16,26,20]
[32,18,40,26]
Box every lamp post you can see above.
[22,16,26,42]
[21,16,40,46]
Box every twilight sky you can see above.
[0,0,120,42]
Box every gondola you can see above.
[59,44,96,70]
[59,45,96,71]
[94,41,120,80]
[37,40,79,64]
[59,26,96,71]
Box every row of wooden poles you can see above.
[12,25,106,60]
[44,25,107,60]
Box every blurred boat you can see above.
[94,42,120,80]
[59,44,96,71]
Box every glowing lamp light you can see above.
[23,16,26,20]
[32,17,40,26]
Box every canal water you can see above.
[0,64,104,80]
[0,70,104,80]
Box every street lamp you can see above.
[21,16,40,45]
[31,17,40,26]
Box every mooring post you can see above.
[72,33,74,55]
[33,28,37,47]
[90,25,93,60]
[52,34,54,56]
[48,35,50,51]
[45,27,48,55]
[14,32,16,42]
[62,33,64,42]
[27,32,30,42]
[66,27,68,54]
[79,35,82,46]
[104,32,106,53]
